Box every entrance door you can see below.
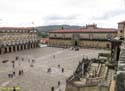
[75,40,78,46]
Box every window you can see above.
[54,34,57,37]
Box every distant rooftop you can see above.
[0,27,34,30]
[118,21,125,24]
[50,24,118,33]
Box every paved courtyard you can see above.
[0,47,110,91]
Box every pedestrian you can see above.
[12,64,15,69]
[58,64,60,68]
[58,81,60,86]
[47,68,51,73]
[10,74,13,78]
[8,74,11,78]
[16,56,18,60]
[13,72,15,76]
[12,61,15,69]
[19,70,21,76]
[53,55,55,59]
[61,68,64,73]
[51,86,55,91]
[32,60,35,63]
[13,87,16,91]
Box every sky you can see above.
[0,0,125,28]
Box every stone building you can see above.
[0,27,38,54]
[117,21,125,39]
[48,24,117,49]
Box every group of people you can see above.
[51,81,62,91]
[8,69,24,78]
[47,64,64,73]
[8,72,15,78]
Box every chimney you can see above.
[86,24,97,29]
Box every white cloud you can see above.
[0,0,125,28]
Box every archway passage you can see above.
[74,40,78,46]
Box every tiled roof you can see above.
[0,27,33,30]
[50,28,118,33]
[118,21,125,24]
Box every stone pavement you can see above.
[0,47,109,91]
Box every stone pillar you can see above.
[22,45,24,50]
[11,46,13,52]
[34,43,35,48]
[34,43,36,48]
[32,43,34,48]
[1,47,5,54]
[26,44,28,49]
[19,45,21,51]
[7,47,9,53]
[28,43,30,49]
[15,45,17,51]
[30,44,32,48]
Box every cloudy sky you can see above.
[0,0,125,28]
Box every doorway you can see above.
[74,40,78,46]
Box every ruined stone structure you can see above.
[65,58,110,91]
[0,27,38,54]
[48,24,117,49]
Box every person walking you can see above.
[13,87,16,91]
[61,68,64,73]
[19,70,21,76]
[58,64,60,68]
[51,86,55,91]
[13,72,15,76]
[58,81,60,86]
[8,74,11,78]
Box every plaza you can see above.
[0,47,109,91]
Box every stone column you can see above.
[30,44,32,48]
[7,47,9,53]
[19,45,21,51]
[22,45,24,50]
[15,45,17,51]
[32,43,34,48]
[27,43,30,49]
[26,44,28,49]
[1,47,5,54]
[11,46,13,52]
[34,43,36,48]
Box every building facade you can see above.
[0,27,38,54]
[48,24,118,49]
[117,21,125,39]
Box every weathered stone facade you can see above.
[117,21,125,39]
[0,27,38,54]
[48,24,117,49]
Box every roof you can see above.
[50,28,118,33]
[118,21,125,24]
[0,27,33,30]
